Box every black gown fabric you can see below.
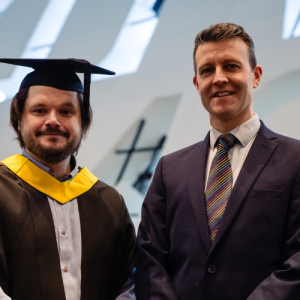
[0,164,136,300]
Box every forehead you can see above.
[26,85,78,106]
[195,38,250,66]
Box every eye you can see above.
[61,110,72,116]
[33,109,46,114]
[226,64,239,70]
[200,67,214,75]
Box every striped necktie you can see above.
[205,133,236,242]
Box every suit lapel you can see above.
[210,122,278,252]
[187,132,211,254]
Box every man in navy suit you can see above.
[136,22,300,299]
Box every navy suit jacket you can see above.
[136,122,300,300]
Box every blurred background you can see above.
[0,0,299,227]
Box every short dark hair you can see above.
[193,22,257,75]
[10,87,93,155]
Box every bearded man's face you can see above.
[20,85,82,164]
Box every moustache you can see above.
[36,128,69,138]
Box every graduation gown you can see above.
[0,158,136,300]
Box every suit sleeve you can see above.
[136,157,179,300]
[247,170,300,299]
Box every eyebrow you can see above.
[60,102,77,109]
[222,59,242,65]
[29,102,77,110]
[29,103,47,109]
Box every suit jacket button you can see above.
[207,264,216,274]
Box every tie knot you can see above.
[218,134,236,150]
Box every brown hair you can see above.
[10,87,93,155]
[193,22,257,75]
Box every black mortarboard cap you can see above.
[0,58,115,120]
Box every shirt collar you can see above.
[209,113,261,149]
[21,149,78,181]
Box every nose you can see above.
[45,110,60,127]
[212,67,228,85]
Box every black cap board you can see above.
[0,58,115,121]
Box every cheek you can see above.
[242,79,254,101]
[21,118,41,135]
[199,84,210,102]
[245,75,254,91]
[67,120,82,136]
[200,93,211,111]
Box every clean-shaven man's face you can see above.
[193,38,262,125]
[20,85,82,164]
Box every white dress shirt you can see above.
[205,113,261,189]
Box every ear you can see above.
[193,75,199,91]
[253,65,263,89]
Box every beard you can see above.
[23,128,82,164]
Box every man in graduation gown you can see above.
[0,59,136,300]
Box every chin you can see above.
[40,142,67,151]
[212,108,236,120]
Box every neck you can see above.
[210,107,254,134]
[25,148,71,179]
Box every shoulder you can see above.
[0,164,27,206]
[0,163,21,185]
[260,122,300,152]
[272,132,300,167]
[78,166,124,204]
[88,180,134,231]
[272,132,300,147]
[90,179,126,210]
[256,122,300,174]
[161,141,202,164]
[93,179,122,197]
[157,140,205,176]
[150,141,205,184]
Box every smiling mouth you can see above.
[213,91,234,97]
